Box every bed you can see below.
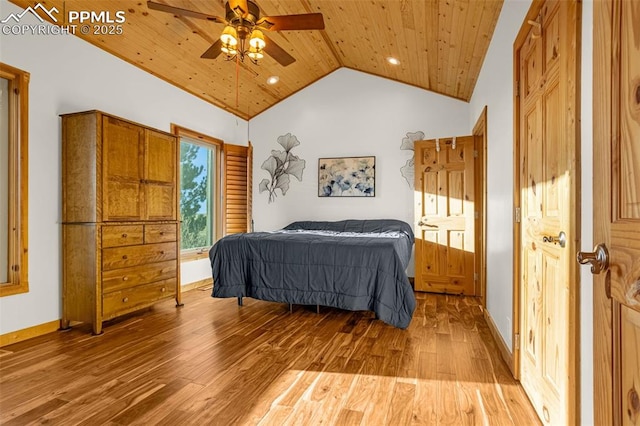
[208,219,416,329]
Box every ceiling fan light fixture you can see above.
[147,0,325,67]
[386,56,400,65]
[248,45,264,61]
[249,29,266,50]
[221,45,237,55]
[220,25,238,46]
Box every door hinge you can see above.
[474,211,479,220]
[515,207,521,223]
[473,150,479,158]
[474,273,479,281]
[514,333,521,350]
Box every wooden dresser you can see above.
[61,110,181,334]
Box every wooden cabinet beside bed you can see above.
[61,110,181,335]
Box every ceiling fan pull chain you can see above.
[435,138,440,152]
[236,54,240,108]
[452,136,456,150]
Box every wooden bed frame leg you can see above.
[237,297,243,306]
[289,303,293,313]
[316,305,320,314]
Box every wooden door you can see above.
[102,116,144,221]
[414,136,475,295]
[144,129,177,221]
[515,0,580,424]
[593,1,640,424]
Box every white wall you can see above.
[469,0,531,351]
[469,1,594,424]
[249,68,470,246]
[0,0,247,335]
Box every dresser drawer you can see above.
[145,224,177,243]
[103,278,176,318]
[102,242,176,270]
[102,225,144,248]
[102,260,177,293]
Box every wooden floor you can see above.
[0,289,540,425]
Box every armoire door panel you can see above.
[102,116,144,221]
[146,130,177,184]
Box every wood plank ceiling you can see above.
[11,0,504,119]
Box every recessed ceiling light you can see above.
[387,57,400,65]
[267,76,279,85]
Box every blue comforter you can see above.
[209,219,416,328]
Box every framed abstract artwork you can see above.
[318,156,375,197]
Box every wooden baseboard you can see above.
[483,308,515,376]
[181,277,213,293]
[0,320,60,348]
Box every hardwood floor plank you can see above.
[256,405,294,425]
[360,376,396,425]
[411,378,438,425]
[343,374,378,413]
[437,374,462,425]
[2,397,69,426]
[25,379,122,425]
[455,382,483,426]
[436,333,455,375]
[333,408,364,425]
[0,290,539,425]
[386,381,415,425]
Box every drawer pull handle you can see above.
[159,232,165,236]
[122,233,127,238]
[161,287,166,293]
[160,251,165,255]
[122,255,128,260]
[122,297,129,303]
[122,276,128,281]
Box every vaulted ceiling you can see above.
[12,0,504,119]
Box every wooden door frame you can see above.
[512,0,582,423]
[473,107,488,308]
[593,0,618,423]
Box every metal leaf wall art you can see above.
[400,131,424,189]
[259,133,306,203]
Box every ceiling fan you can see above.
[147,0,325,66]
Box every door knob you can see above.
[543,231,567,248]
[577,243,609,274]
[417,219,438,228]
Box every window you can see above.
[172,126,222,260]
[172,125,253,259]
[0,63,29,297]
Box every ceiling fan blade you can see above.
[263,34,295,66]
[147,1,225,23]
[201,39,223,59]
[257,13,325,31]
[228,0,249,18]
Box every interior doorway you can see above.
[513,0,581,424]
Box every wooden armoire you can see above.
[61,110,181,335]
